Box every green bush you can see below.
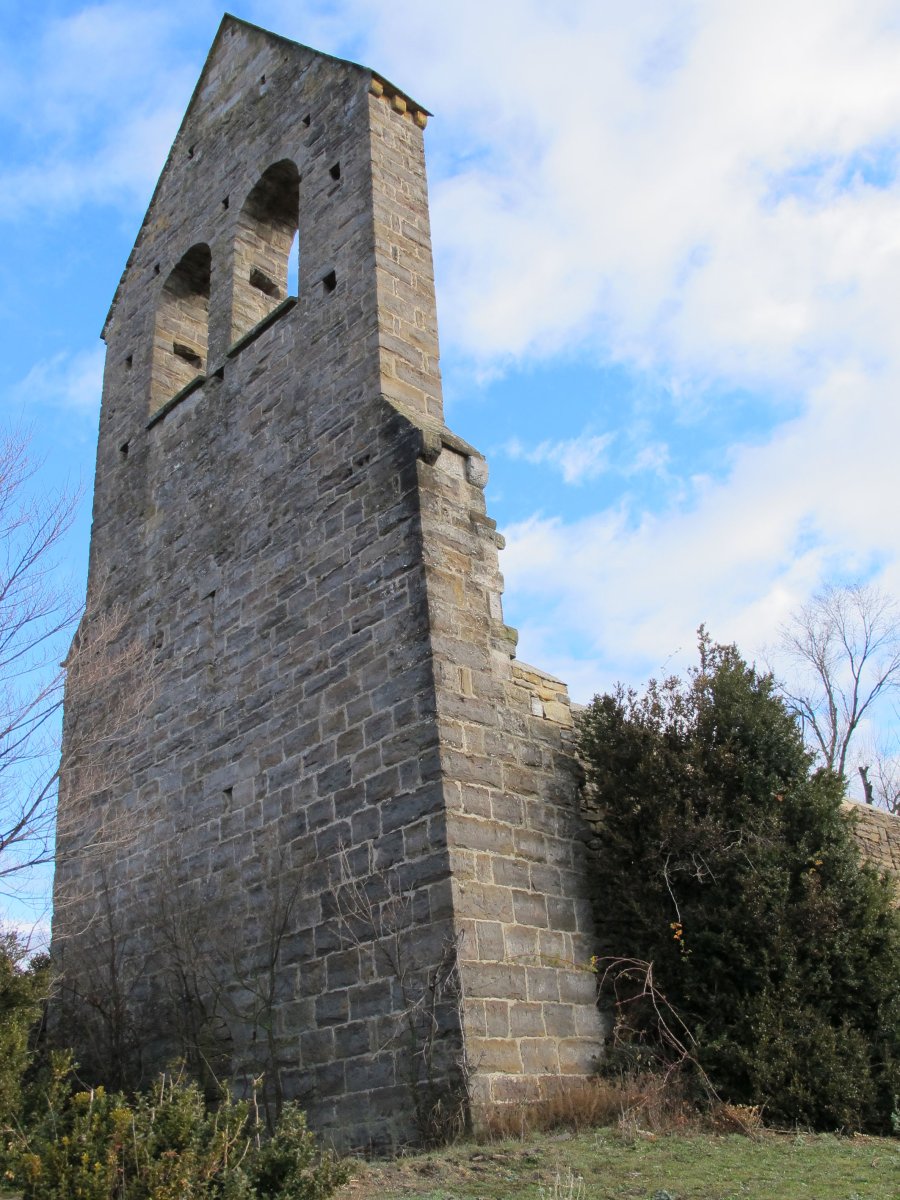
[578,631,900,1131]
[5,1058,349,1200]
[245,1105,349,1200]
[0,932,48,1134]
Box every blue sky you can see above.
[2,0,900,872]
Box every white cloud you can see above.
[11,347,106,417]
[505,433,613,484]
[505,428,673,485]
[26,4,187,127]
[304,0,900,405]
[501,361,900,699]
[0,104,186,220]
[418,0,900,389]
[0,3,201,220]
[626,441,670,477]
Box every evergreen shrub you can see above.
[3,1057,349,1200]
[578,632,900,1131]
[0,932,48,1134]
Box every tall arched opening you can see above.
[231,159,300,343]
[150,243,211,415]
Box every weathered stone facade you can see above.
[52,16,604,1148]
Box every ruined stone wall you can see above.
[53,17,604,1150]
[843,801,900,899]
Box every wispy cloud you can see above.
[626,441,670,477]
[0,3,204,221]
[0,105,185,220]
[501,363,900,699]
[11,347,105,417]
[505,433,613,484]
[504,428,673,485]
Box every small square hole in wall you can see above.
[187,144,195,159]
[154,263,160,276]
[322,270,337,294]
[329,161,341,181]
[250,266,279,297]
[222,195,229,209]
[302,113,311,127]
[125,355,133,369]
[119,441,129,459]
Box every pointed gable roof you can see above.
[102,13,429,339]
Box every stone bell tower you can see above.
[53,14,604,1147]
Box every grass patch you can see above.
[334,1128,900,1200]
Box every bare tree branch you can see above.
[0,427,159,933]
[856,718,900,814]
[776,582,900,795]
[0,430,80,901]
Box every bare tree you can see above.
[776,582,900,799]
[0,431,80,900]
[153,834,309,1121]
[223,843,306,1125]
[61,834,309,1113]
[0,427,157,923]
[856,720,900,814]
[53,866,153,1090]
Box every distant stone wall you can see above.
[843,801,900,899]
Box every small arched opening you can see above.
[231,159,300,343]
[150,243,211,415]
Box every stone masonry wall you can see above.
[415,443,603,1110]
[844,801,900,900]
[53,16,605,1150]
[55,20,458,1150]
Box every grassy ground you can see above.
[334,1128,900,1200]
